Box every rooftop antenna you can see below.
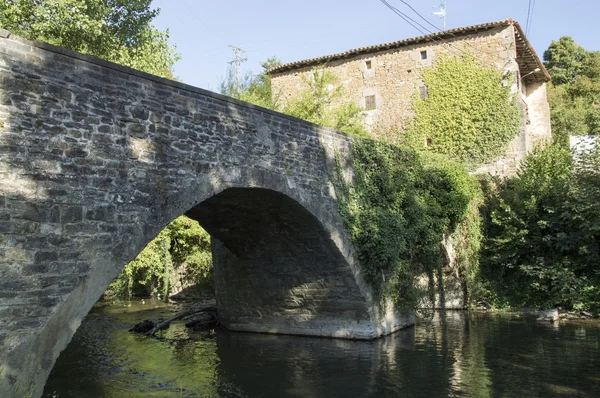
[433,1,447,30]
[228,45,247,89]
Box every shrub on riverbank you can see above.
[480,143,600,314]
[106,216,213,298]
[333,138,480,310]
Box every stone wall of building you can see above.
[272,26,518,136]
[271,25,553,176]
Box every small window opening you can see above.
[407,69,412,73]
[425,137,432,147]
[365,95,376,110]
[420,50,428,60]
[366,60,372,70]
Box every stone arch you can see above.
[0,31,413,398]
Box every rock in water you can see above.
[537,309,559,322]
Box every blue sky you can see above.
[151,0,599,92]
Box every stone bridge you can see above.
[0,31,412,396]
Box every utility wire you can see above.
[380,0,430,36]
[396,0,443,32]
[379,0,466,58]
[178,0,219,41]
[526,0,536,36]
[526,0,533,34]
[389,0,515,61]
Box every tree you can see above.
[544,37,591,86]
[107,216,213,298]
[481,143,600,313]
[221,60,368,137]
[0,0,180,78]
[544,37,600,143]
[281,68,368,137]
[220,56,282,109]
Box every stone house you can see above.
[268,19,552,175]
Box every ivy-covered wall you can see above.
[333,139,480,310]
[404,57,522,168]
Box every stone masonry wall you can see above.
[0,31,412,398]
[271,26,519,137]
[271,25,553,176]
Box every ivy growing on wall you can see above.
[333,138,479,310]
[404,57,522,166]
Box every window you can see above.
[365,95,376,110]
[420,50,427,60]
[366,60,372,70]
[425,137,432,147]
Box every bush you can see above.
[106,216,212,298]
[333,139,479,309]
[481,143,600,313]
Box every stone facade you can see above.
[0,31,413,398]
[270,20,552,176]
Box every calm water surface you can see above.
[44,300,600,397]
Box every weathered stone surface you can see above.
[0,33,413,397]
[271,24,552,177]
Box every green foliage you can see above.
[403,57,521,166]
[0,0,180,79]
[281,68,368,137]
[107,216,213,298]
[223,62,368,137]
[544,37,600,144]
[220,56,282,109]
[449,183,484,305]
[481,143,600,313]
[544,37,592,86]
[333,139,479,309]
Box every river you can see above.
[43,299,600,397]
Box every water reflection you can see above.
[45,301,600,397]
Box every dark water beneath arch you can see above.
[44,300,600,397]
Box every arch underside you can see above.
[187,188,375,338]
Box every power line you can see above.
[526,0,533,34]
[396,0,442,32]
[379,0,430,36]
[379,0,466,58]
[526,0,536,36]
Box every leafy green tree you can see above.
[107,216,213,298]
[544,37,591,86]
[544,37,600,143]
[281,68,368,137]
[0,0,179,78]
[221,61,368,137]
[220,56,281,109]
[482,143,600,313]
